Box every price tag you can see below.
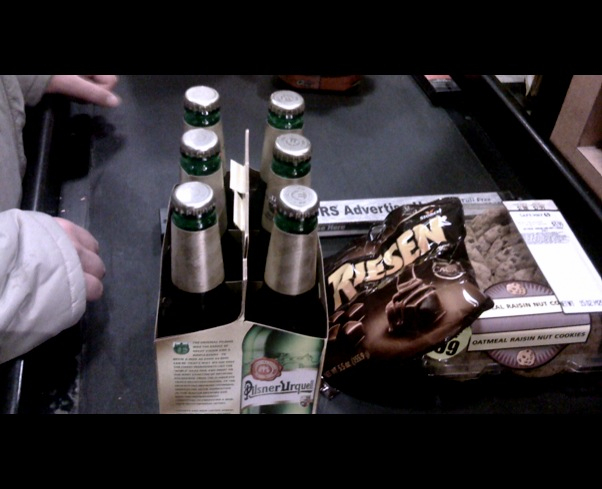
[504,200,602,314]
[426,327,472,360]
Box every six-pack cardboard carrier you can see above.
[154,152,328,414]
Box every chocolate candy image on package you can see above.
[321,198,494,398]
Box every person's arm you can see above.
[45,75,121,107]
[0,209,104,364]
[15,75,122,108]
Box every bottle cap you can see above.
[171,181,216,217]
[269,90,305,116]
[181,128,220,159]
[276,185,319,220]
[184,85,221,113]
[273,133,312,163]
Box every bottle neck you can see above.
[184,108,221,128]
[180,153,221,177]
[172,209,217,231]
[264,225,318,296]
[261,171,312,234]
[271,157,311,179]
[171,211,225,293]
[267,111,304,131]
[274,212,318,235]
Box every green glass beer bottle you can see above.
[241,185,326,414]
[180,128,242,282]
[250,90,306,233]
[261,133,313,233]
[248,133,313,282]
[183,85,227,165]
[259,90,305,184]
[159,181,241,337]
[180,128,228,236]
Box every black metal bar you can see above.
[451,74,602,274]
[481,75,602,224]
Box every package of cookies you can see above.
[422,200,602,380]
[321,197,495,398]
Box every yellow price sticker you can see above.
[426,327,472,360]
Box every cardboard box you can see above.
[550,75,602,202]
[155,154,328,414]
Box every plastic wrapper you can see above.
[321,197,494,398]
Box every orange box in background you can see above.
[277,75,362,92]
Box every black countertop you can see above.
[5,75,602,414]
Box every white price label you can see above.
[504,201,602,314]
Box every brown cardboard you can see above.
[550,75,602,201]
[154,157,328,414]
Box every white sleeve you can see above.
[15,75,52,106]
[0,209,86,364]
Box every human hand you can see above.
[46,75,121,108]
[54,217,106,302]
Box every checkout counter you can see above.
[2,75,602,414]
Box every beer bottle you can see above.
[259,90,305,185]
[251,90,305,233]
[261,133,313,234]
[183,85,227,165]
[241,185,326,414]
[180,128,228,236]
[159,181,241,337]
[180,128,242,281]
[248,133,313,282]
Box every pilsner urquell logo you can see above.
[250,358,283,381]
